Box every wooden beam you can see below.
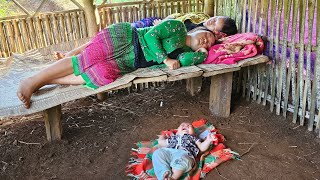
[186,77,202,96]
[32,0,48,17]
[71,0,84,10]
[11,0,31,16]
[43,105,62,142]
[209,72,233,117]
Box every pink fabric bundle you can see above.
[203,32,265,65]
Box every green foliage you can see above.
[0,0,18,18]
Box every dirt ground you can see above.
[0,79,320,180]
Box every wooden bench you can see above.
[0,40,269,141]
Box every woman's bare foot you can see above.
[53,52,66,60]
[17,78,38,108]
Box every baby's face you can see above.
[177,122,195,135]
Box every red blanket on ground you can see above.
[203,32,265,65]
[126,119,240,179]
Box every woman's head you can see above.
[187,29,215,51]
[177,122,195,135]
[203,16,237,36]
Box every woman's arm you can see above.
[143,19,186,64]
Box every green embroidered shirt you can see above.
[136,19,207,66]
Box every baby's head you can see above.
[177,122,195,135]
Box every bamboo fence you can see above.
[212,0,319,134]
[0,0,319,135]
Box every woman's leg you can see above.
[17,56,81,108]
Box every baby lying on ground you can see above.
[152,122,216,180]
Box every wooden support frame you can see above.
[186,77,202,96]
[209,72,233,118]
[43,105,62,141]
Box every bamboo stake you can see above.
[106,8,112,26]
[133,6,138,22]
[100,9,107,29]
[26,17,38,48]
[12,20,24,53]
[20,19,32,50]
[276,0,290,115]
[284,0,298,117]
[115,7,120,23]
[79,11,88,38]
[241,0,247,33]
[164,0,168,17]
[170,1,174,14]
[34,16,45,48]
[247,0,253,32]
[157,1,162,17]
[242,67,247,98]
[50,14,60,44]
[270,0,282,112]
[188,0,192,13]
[309,0,320,131]
[177,1,181,13]
[58,14,67,42]
[293,0,306,124]
[252,0,258,33]
[65,13,73,41]
[0,22,9,57]
[72,12,81,40]
[304,0,315,129]
[43,14,53,46]
[128,6,133,23]
[5,21,16,53]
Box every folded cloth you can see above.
[203,32,265,65]
[126,119,240,179]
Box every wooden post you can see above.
[204,0,214,16]
[43,105,62,141]
[186,77,202,96]
[82,0,98,37]
[209,72,233,117]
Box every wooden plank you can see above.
[20,19,31,50]
[79,11,88,38]
[209,72,233,117]
[65,13,73,41]
[133,75,167,84]
[50,14,60,44]
[203,67,240,77]
[71,12,81,40]
[5,21,16,53]
[186,77,202,96]
[43,105,62,141]
[167,71,203,81]
[0,22,9,57]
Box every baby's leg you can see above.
[169,150,194,180]
[152,148,172,180]
[17,56,76,108]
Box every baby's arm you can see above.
[157,134,168,147]
[195,133,216,152]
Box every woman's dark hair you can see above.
[221,17,238,35]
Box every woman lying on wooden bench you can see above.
[54,13,238,60]
[17,19,216,109]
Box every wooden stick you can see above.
[12,0,31,16]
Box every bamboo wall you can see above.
[213,0,319,134]
[0,9,88,58]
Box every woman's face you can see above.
[203,16,225,32]
[189,30,215,51]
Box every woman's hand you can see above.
[163,58,181,70]
[152,19,163,26]
[196,47,208,55]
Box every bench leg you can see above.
[43,105,62,141]
[209,72,233,117]
[186,77,202,96]
[97,92,108,101]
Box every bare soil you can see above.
[1,79,320,180]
